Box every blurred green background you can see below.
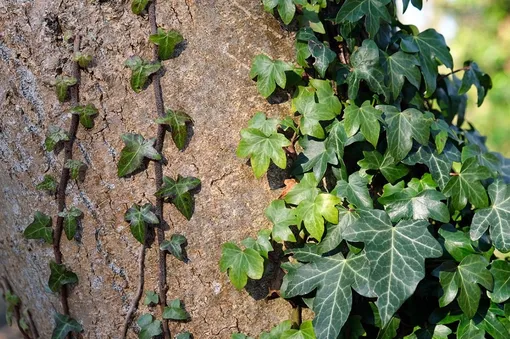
[401,0,510,155]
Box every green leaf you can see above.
[162,299,189,320]
[295,138,338,181]
[438,225,476,263]
[72,52,92,68]
[334,172,373,209]
[149,28,183,60]
[143,291,159,306]
[124,56,161,93]
[250,54,293,98]
[160,234,187,261]
[437,255,493,319]
[175,332,192,339]
[70,104,98,129]
[246,112,279,137]
[400,29,453,97]
[346,39,389,100]
[131,0,149,14]
[124,203,159,244]
[461,144,501,174]
[36,175,58,194]
[51,313,82,339]
[284,173,320,206]
[237,128,290,178]
[281,320,316,339]
[377,317,400,339]
[262,0,296,25]
[48,261,78,293]
[443,157,492,211]
[241,229,273,259]
[296,193,341,240]
[343,209,442,325]
[402,0,423,12]
[300,5,325,34]
[459,61,492,106]
[457,315,485,339]
[23,211,53,243]
[58,206,83,241]
[54,75,77,102]
[45,126,69,152]
[318,207,359,254]
[137,314,162,339]
[308,39,336,78]
[470,178,510,252]
[265,200,298,242]
[156,109,193,150]
[64,159,85,180]
[281,252,369,339]
[117,133,162,177]
[260,320,293,339]
[358,150,409,183]
[378,105,432,162]
[478,308,510,339]
[489,260,510,303]
[335,0,392,37]
[232,334,254,339]
[344,101,382,147]
[219,242,264,290]
[325,120,349,159]
[155,175,201,220]
[381,50,421,100]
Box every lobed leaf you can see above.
[149,28,183,60]
[124,203,159,244]
[219,242,264,290]
[48,261,78,293]
[117,133,161,178]
[23,211,53,243]
[156,109,193,150]
[155,175,201,220]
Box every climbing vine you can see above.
[221,1,510,338]
[120,1,199,338]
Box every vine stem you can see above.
[148,1,171,338]
[53,35,81,327]
[121,245,147,338]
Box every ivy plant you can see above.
[222,1,510,338]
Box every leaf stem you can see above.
[440,66,470,79]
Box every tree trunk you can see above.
[0,0,295,337]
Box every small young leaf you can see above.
[70,104,98,129]
[54,75,77,102]
[73,52,92,68]
[45,126,69,152]
[155,175,201,220]
[58,206,83,241]
[219,242,264,290]
[259,320,292,339]
[48,261,78,293]
[241,229,273,259]
[247,112,280,137]
[36,175,58,194]
[143,291,159,306]
[51,313,82,339]
[117,134,162,177]
[160,234,187,261]
[124,203,159,244]
[124,56,161,93]
[64,159,85,180]
[162,299,189,320]
[250,54,293,98]
[137,314,162,339]
[149,28,183,60]
[155,109,193,150]
[23,211,53,243]
[131,0,149,15]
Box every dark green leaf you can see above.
[131,0,149,14]
[156,109,193,150]
[137,314,162,339]
[36,175,58,194]
[124,203,159,244]
[250,54,293,98]
[459,61,492,106]
[48,261,78,293]
[149,28,183,60]
[300,5,325,34]
[160,234,187,261]
[489,260,510,303]
[402,0,423,13]
[438,225,476,263]
[344,101,382,147]
[51,313,82,339]
[155,175,201,220]
[143,291,159,306]
[334,172,373,209]
[377,317,400,339]
[64,159,85,180]
[23,211,53,243]
[219,242,264,290]
[124,56,161,93]
[478,308,510,339]
[308,39,336,78]
[382,50,421,100]
[318,207,359,254]
[163,299,189,320]
[295,138,338,181]
[457,315,485,339]
[335,0,392,37]
[45,126,69,152]
[70,104,98,129]
[54,75,77,102]
[358,150,409,183]
[461,144,501,174]
[117,134,161,177]
[325,120,349,159]
[58,206,82,241]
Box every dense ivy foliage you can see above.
[222,1,510,338]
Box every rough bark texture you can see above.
[0,0,297,337]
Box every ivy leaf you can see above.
[250,54,293,98]
[400,29,453,97]
[149,28,183,60]
[237,128,290,178]
[259,321,292,339]
[489,260,510,303]
[459,61,492,106]
[36,175,58,194]
[117,133,162,178]
[281,320,316,339]
[381,50,421,100]
[443,157,492,211]
[343,209,443,325]
[155,109,193,150]
[456,315,485,339]
[436,255,493,319]
[131,0,149,15]
[143,291,159,306]
[431,119,456,154]
[296,193,341,240]
[241,229,273,259]
[262,0,296,25]
[162,299,189,320]
[72,52,92,68]
[461,144,501,174]
[402,0,423,13]
[70,104,98,129]
[438,225,476,263]
[51,313,82,339]
[23,211,53,243]
[281,252,369,339]
[175,332,192,339]
[403,143,461,190]
[54,75,77,102]
[379,105,431,162]
[265,200,298,242]
[124,203,159,244]
[308,39,336,78]
[64,159,85,180]
[295,138,338,181]
[347,39,389,100]
[124,56,161,93]
[334,172,373,209]
[45,126,69,152]
[325,120,349,159]
[477,309,509,339]
[284,172,320,206]
[318,207,359,254]
[160,234,187,261]
[335,0,392,37]
[58,207,83,241]
[247,112,280,137]
[300,5,325,34]
[48,261,78,293]
[155,175,201,220]
[358,150,409,183]
[137,314,162,339]
[344,100,382,147]
[470,178,510,252]
[219,242,264,289]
